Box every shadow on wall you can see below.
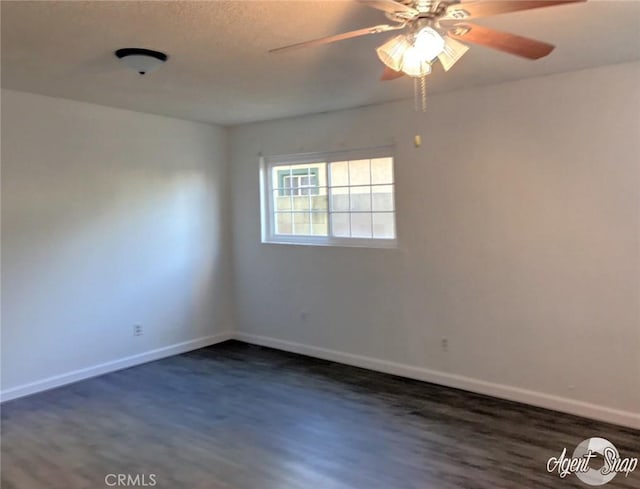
[1,168,225,389]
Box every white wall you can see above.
[2,63,638,427]
[229,62,640,427]
[1,90,234,397]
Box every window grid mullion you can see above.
[324,162,333,236]
[288,168,295,235]
[269,162,276,238]
[311,183,390,190]
[369,159,373,238]
[327,163,333,237]
[347,160,352,238]
[308,167,313,235]
[328,210,394,214]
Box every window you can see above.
[260,147,396,247]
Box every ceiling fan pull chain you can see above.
[421,74,427,112]
[413,77,419,112]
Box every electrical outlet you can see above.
[133,324,143,336]
[441,338,449,352]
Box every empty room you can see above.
[1,1,639,488]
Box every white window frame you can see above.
[260,146,397,248]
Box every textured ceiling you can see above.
[2,1,639,125]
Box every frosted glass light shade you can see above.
[401,45,433,77]
[413,27,445,62]
[376,35,412,72]
[438,36,469,72]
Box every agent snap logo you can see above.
[547,437,638,486]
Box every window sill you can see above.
[261,238,399,250]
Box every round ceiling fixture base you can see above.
[115,48,168,75]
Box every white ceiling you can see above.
[2,1,639,126]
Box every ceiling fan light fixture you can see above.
[376,25,446,78]
[413,27,446,62]
[376,35,412,72]
[400,45,433,77]
[437,36,469,72]
[115,48,168,75]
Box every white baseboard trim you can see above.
[0,331,234,403]
[3,330,637,429]
[234,332,640,430]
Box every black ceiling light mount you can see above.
[115,48,168,75]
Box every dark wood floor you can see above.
[1,340,638,489]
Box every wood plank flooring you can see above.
[2,340,639,489]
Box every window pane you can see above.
[330,187,349,212]
[272,166,292,191]
[372,213,395,239]
[274,212,293,235]
[371,185,394,212]
[299,174,319,195]
[273,190,291,211]
[293,212,312,235]
[371,157,393,184]
[349,159,370,186]
[291,163,320,174]
[291,194,310,211]
[351,213,372,238]
[284,175,298,190]
[311,187,328,211]
[331,212,350,237]
[329,161,349,186]
[310,212,328,236]
[350,186,372,212]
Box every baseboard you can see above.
[4,330,637,429]
[234,332,640,430]
[0,331,234,403]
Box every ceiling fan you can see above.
[269,0,586,80]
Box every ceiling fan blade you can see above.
[269,24,405,53]
[448,23,555,59]
[358,0,418,16]
[443,0,585,21]
[381,66,405,81]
